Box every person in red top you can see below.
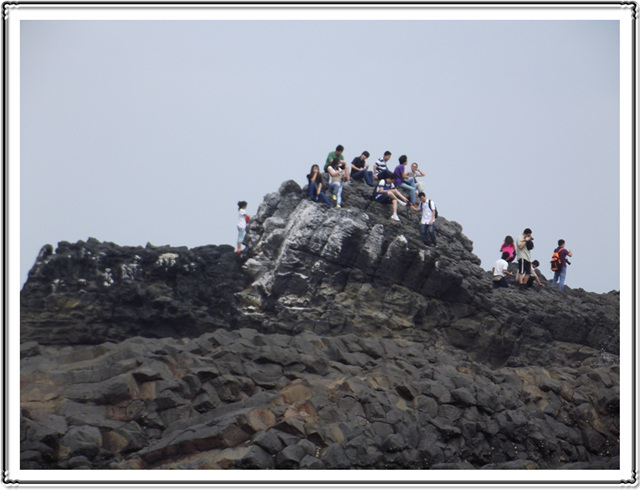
[552,239,573,291]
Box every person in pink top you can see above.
[500,236,516,263]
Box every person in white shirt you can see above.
[374,151,392,180]
[375,171,409,221]
[409,162,426,193]
[412,192,437,246]
[327,160,347,208]
[492,252,514,288]
[236,201,250,253]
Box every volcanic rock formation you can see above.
[20,180,620,470]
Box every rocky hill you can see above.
[20,179,620,470]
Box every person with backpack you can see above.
[551,239,573,291]
[412,192,437,246]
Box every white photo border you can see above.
[3,1,636,488]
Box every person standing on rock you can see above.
[350,151,374,186]
[307,164,332,208]
[516,228,534,288]
[393,155,417,205]
[375,171,409,221]
[492,252,514,288]
[412,192,437,246]
[374,151,392,180]
[236,201,250,253]
[552,239,573,291]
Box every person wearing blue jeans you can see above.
[552,239,573,291]
[327,160,345,208]
[412,192,437,246]
[306,164,331,208]
[350,151,374,186]
[393,155,417,204]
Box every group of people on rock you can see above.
[307,144,436,246]
[237,146,575,291]
[492,228,573,291]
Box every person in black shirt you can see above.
[350,151,374,186]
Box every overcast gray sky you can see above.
[20,18,621,293]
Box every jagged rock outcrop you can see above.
[20,179,620,471]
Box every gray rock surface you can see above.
[20,178,619,470]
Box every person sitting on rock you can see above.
[374,151,392,180]
[492,251,513,288]
[306,164,331,208]
[324,144,348,177]
[327,159,347,208]
[409,162,426,193]
[527,260,545,288]
[411,192,437,246]
[350,151,374,186]
[375,170,409,221]
[393,155,417,205]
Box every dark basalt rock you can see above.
[20,179,620,471]
[21,240,247,344]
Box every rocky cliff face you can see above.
[20,180,620,470]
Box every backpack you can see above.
[550,250,561,271]
[428,199,438,219]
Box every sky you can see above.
[19,16,622,293]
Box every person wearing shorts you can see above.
[375,171,409,221]
[516,228,533,288]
